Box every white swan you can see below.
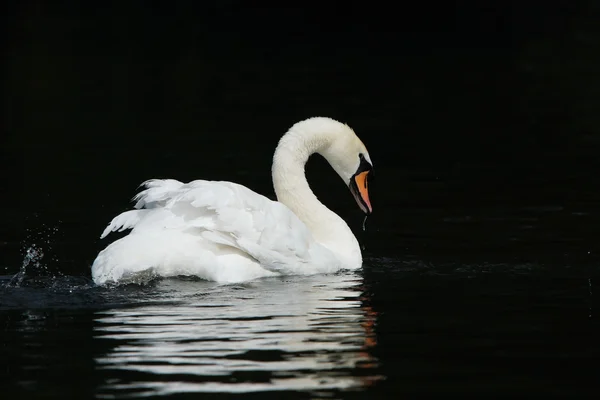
[91,117,374,285]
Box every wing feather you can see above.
[100,179,339,274]
[100,209,151,239]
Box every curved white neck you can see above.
[271,119,362,268]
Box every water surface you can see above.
[2,234,599,398]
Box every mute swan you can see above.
[91,117,373,285]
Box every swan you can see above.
[91,117,374,285]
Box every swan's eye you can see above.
[356,153,372,174]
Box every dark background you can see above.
[4,1,600,273]
[3,2,600,398]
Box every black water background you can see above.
[2,2,600,398]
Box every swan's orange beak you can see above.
[350,170,372,215]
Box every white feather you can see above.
[92,179,340,285]
[100,209,150,239]
[91,117,372,285]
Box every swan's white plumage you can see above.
[92,117,372,285]
[92,179,341,285]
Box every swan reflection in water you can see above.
[93,272,382,396]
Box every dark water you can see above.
[4,2,600,398]
[2,195,600,398]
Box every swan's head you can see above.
[319,121,374,215]
[275,117,374,215]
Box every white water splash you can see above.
[7,220,61,287]
[9,245,45,286]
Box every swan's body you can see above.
[92,117,373,285]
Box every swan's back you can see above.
[92,179,340,285]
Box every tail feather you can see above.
[100,209,150,239]
[133,179,184,209]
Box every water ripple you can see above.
[93,273,382,397]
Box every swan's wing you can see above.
[133,179,185,209]
[100,179,338,275]
[100,209,151,239]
